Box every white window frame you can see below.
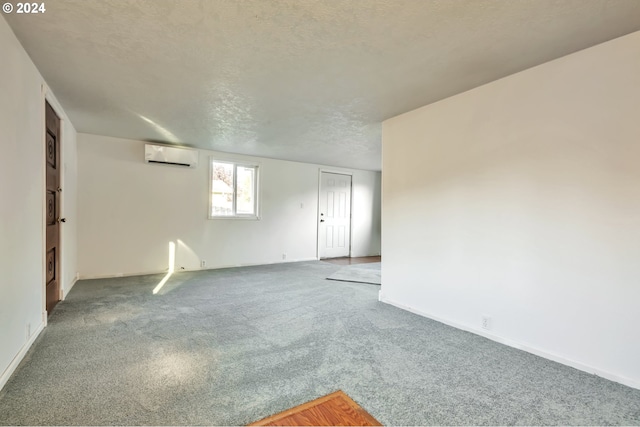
[209,158,260,220]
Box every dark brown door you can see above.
[45,101,61,314]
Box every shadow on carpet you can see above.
[326,262,381,285]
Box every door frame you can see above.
[42,85,66,318]
[316,169,354,260]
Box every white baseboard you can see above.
[79,270,169,280]
[379,295,640,390]
[0,320,45,392]
[78,257,321,280]
[62,277,78,299]
[203,257,320,270]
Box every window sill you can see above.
[208,215,260,221]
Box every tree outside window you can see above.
[210,160,258,219]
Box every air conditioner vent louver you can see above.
[144,144,198,168]
[147,160,192,167]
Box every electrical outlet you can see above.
[201,260,206,268]
[481,315,492,330]
[282,253,287,260]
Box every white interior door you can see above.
[319,172,352,259]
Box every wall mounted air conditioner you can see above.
[144,144,198,168]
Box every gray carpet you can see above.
[0,261,639,426]
[326,262,381,285]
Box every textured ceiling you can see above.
[5,0,640,171]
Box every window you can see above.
[210,159,259,219]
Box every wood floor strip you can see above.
[249,390,381,426]
[322,256,381,266]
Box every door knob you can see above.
[320,219,325,222]
[57,217,66,223]
[57,187,62,193]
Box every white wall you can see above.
[77,133,381,278]
[382,31,640,389]
[60,112,78,297]
[351,171,382,257]
[0,17,77,390]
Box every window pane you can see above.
[236,166,255,215]
[211,162,234,216]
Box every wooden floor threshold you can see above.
[248,390,381,426]
[322,256,381,266]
